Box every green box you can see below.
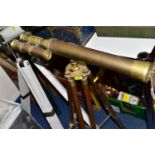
[108,98,146,120]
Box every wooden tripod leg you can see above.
[66,80,75,129]
[144,81,155,128]
[68,79,85,129]
[93,83,125,129]
[82,79,96,129]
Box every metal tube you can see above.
[20,33,153,83]
[10,40,52,61]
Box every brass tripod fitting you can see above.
[65,60,91,81]
[65,61,96,129]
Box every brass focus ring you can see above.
[27,45,34,55]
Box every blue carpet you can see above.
[30,94,147,129]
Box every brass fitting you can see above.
[20,32,49,48]
[65,60,91,81]
[10,40,52,61]
[130,60,152,83]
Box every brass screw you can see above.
[70,61,79,72]
[65,71,70,77]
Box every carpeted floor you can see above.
[30,94,147,129]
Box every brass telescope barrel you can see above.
[10,40,52,61]
[20,33,153,83]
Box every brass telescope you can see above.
[19,33,154,83]
[10,39,52,61]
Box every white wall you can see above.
[86,33,155,59]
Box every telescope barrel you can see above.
[10,40,52,61]
[20,33,153,83]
